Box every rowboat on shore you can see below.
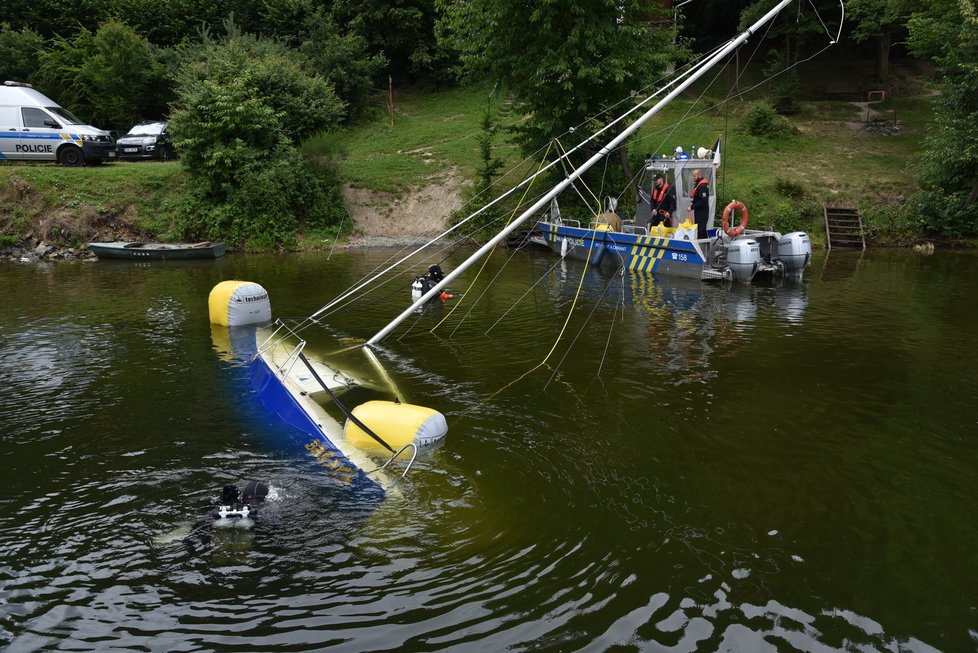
[88,241,226,260]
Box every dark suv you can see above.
[116,121,175,161]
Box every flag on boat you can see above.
[712,138,721,168]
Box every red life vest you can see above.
[690,178,708,199]
[651,182,670,207]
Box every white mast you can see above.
[367,0,795,346]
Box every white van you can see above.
[0,81,116,165]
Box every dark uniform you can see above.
[649,180,677,227]
[690,177,710,239]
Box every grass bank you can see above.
[0,161,186,249]
[1,83,936,251]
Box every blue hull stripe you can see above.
[250,356,385,498]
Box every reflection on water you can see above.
[1,251,976,651]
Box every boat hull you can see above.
[88,241,226,260]
[536,221,710,280]
[250,332,397,499]
[534,221,809,282]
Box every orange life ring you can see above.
[722,200,749,237]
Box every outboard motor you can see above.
[213,481,269,528]
[726,238,762,282]
[777,232,812,274]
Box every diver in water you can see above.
[213,480,270,528]
[411,264,453,304]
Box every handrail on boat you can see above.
[623,225,649,235]
[255,319,309,377]
[280,340,307,378]
[561,219,581,228]
[375,443,419,479]
[255,319,287,355]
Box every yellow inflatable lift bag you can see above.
[345,401,448,452]
[209,280,272,326]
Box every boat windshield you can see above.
[46,106,83,125]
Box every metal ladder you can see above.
[823,206,866,249]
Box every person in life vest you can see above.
[647,174,677,228]
[687,168,710,239]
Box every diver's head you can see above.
[242,480,269,504]
[221,484,239,505]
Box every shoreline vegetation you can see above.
[1,65,973,261]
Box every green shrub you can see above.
[741,102,798,139]
[861,198,923,242]
[167,33,347,248]
[38,20,169,129]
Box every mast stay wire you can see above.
[483,240,587,336]
[442,227,538,340]
[426,143,555,337]
[630,0,844,154]
[478,229,606,403]
[282,41,735,338]
[556,139,604,219]
[543,262,626,391]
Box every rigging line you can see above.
[554,39,735,146]
[556,138,602,216]
[393,298,433,343]
[648,46,735,159]
[297,352,395,454]
[543,261,625,391]
[629,37,839,154]
[485,240,578,335]
[598,140,611,201]
[477,227,605,404]
[595,266,626,380]
[712,17,775,117]
[326,212,348,261]
[427,141,555,338]
[806,0,840,42]
[445,226,537,340]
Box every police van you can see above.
[0,81,116,165]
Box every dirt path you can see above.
[342,171,468,247]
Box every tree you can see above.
[847,0,921,83]
[331,0,446,83]
[737,1,843,112]
[300,10,387,120]
[168,33,347,246]
[0,24,44,85]
[38,21,168,128]
[437,0,678,156]
[907,0,978,234]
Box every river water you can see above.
[1,247,976,652]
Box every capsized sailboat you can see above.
[219,0,839,499]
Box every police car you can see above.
[0,81,116,165]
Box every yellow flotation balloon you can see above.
[209,280,271,326]
[344,400,448,452]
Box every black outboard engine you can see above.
[411,264,447,302]
[213,481,269,528]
